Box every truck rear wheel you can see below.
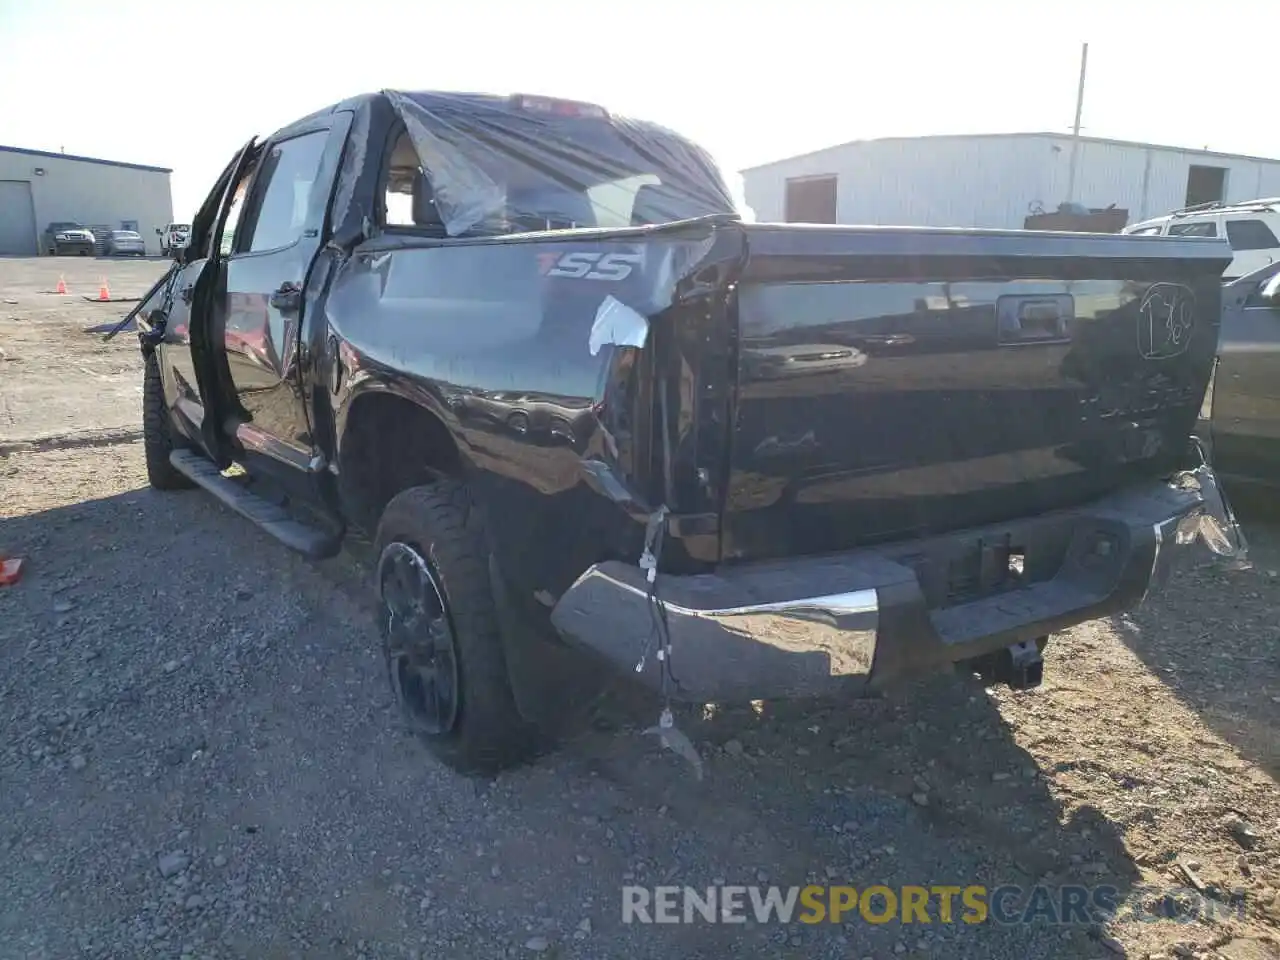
[374,482,536,774]
[142,354,194,491]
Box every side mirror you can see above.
[155,227,162,235]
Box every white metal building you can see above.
[740,133,1280,231]
[0,145,174,256]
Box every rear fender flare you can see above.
[333,374,472,473]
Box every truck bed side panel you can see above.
[324,229,717,601]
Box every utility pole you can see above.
[1065,41,1089,206]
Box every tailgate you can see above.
[721,224,1231,563]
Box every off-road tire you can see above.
[375,482,537,774]
[142,354,193,491]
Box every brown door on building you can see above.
[785,175,838,223]
[1185,165,1227,207]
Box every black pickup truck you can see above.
[129,89,1244,773]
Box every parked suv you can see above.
[42,221,96,256]
[1124,198,1280,280]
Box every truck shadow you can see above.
[1,482,1138,959]
[544,674,1137,957]
[1109,516,1280,784]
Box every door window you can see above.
[1224,218,1280,251]
[236,131,329,253]
[1167,220,1217,237]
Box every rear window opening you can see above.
[383,130,713,235]
[379,91,735,238]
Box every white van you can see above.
[158,223,191,257]
[1123,199,1280,280]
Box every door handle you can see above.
[998,295,1072,344]
[270,282,302,313]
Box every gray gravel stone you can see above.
[157,853,189,879]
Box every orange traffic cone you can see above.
[0,555,23,586]
[55,275,67,295]
[97,277,110,301]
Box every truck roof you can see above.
[269,90,674,143]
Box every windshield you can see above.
[113,231,141,239]
[170,224,190,232]
[52,222,84,231]
[386,90,736,237]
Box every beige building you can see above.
[0,144,174,256]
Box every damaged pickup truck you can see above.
[127,89,1246,773]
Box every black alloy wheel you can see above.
[378,540,461,736]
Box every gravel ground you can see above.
[2,258,1278,960]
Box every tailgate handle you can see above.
[998,295,1072,344]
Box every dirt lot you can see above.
[2,257,1278,960]
[0,256,163,448]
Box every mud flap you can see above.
[487,554,612,733]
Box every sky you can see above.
[2,0,1277,221]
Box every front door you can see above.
[156,138,257,464]
[219,122,335,485]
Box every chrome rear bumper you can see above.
[550,466,1244,703]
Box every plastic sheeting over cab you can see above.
[383,90,737,237]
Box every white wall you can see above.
[741,137,1052,229]
[0,149,174,254]
[742,135,1280,231]
[1041,136,1280,223]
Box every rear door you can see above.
[218,115,345,490]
